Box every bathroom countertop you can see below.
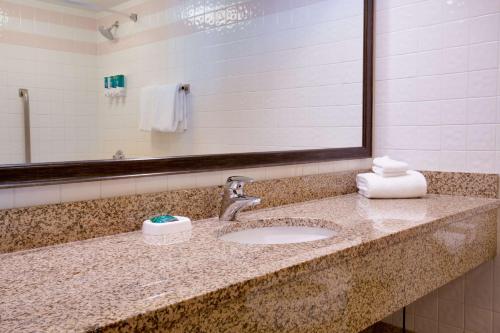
[0,193,499,332]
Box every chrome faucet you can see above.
[113,150,125,160]
[219,176,261,221]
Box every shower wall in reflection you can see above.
[0,0,364,163]
[0,1,99,163]
[97,0,364,159]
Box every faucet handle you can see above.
[225,176,254,195]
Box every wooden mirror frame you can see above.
[0,0,373,188]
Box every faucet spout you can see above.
[219,176,261,221]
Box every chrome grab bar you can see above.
[18,88,31,163]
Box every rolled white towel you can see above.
[373,156,409,174]
[356,170,427,199]
[372,165,408,177]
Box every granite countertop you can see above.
[0,193,499,332]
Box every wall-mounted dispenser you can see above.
[104,74,126,97]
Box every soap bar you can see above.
[150,215,178,223]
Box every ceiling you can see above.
[42,0,129,11]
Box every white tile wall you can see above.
[13,184,61,207]
[385,260,500,333]
[374,0,500,173]
[375,1,500,332]
[0,188,14,209]
[60,181,101,202]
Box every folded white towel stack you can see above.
[372,156,409,177]
[139,84,188,133]
[357,157,427,199]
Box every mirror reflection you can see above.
[0,0,364,164]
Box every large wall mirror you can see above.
[0,0,373,187]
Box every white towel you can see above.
[356,170,427,199]
[152,84,187,133]
[373,156,409,175]
[139,86,157,131]
[372,166,408,177]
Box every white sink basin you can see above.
[219,226,336,245]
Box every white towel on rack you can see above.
[152,84,188,133]
[139,86,157,131]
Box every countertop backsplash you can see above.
[0,169,361,253]
[0,169,497,254]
